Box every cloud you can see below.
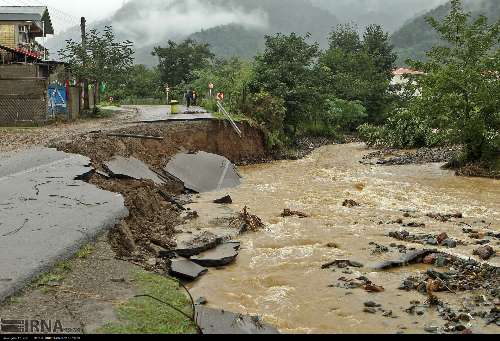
[112,0,269,47]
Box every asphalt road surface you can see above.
[0,148,128,302]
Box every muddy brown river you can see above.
[187,144,499,334]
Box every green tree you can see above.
[106,65,163,102]
[323,98,368,132]
[153,39,214,89]
[59,26,134,113]
[320,24,396,123]
[250,33,321,137]
[406,0,500,163]
[190,57,253,113]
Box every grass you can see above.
[98,271,198,335]
[32,243,95,290]
[75,244,95,259]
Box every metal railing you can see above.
[216,101,242,137]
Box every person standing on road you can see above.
[192,90,197,106]
[185,90,192,108]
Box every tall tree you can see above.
[153,39,214,88]
[59,26,134,113]
[407,0,500,163]
[363,24,397,78]
[320,24,396,123]
[250,33,320,135]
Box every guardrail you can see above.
[217,101,242,137]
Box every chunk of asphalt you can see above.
[173,231,224,258]
[169,258,208,281]
[104,156,165,185]
[373,249,438,270]
[190,243,239,267]
[165,152,241,193]
[195,306,280,334]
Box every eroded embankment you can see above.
[56,120,268,268]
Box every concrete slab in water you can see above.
[195,306,280,334]
[190,243,239,267]
[104,156,165,185]
[169,258,208,281]
[174,231,223,258]
[165,152,241,193]
[0,148,128,302]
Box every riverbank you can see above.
[360,145,499,180]
[1,118,497,334]
[186,143,499,334]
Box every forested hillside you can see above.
[392,0,500,64]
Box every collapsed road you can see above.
[0,115,497,334]
[0,148,128,301]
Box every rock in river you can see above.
[473,246,496,260]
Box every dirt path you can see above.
[0,235,196,334]
[0,107,139,154]
[0,236,140,334]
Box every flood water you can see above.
[187,144,499,334]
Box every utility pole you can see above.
[81,17,89,111]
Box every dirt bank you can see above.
[360,146,500,180]
[58,120,268,169]
[56,120,268,265]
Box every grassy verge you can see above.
[98,271,198,334]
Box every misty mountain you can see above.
[46,0,338,65]
[310,0,447,33]
[392,0,500,65]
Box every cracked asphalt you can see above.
[0,148,128,302]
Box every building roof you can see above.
[392,67,425,76]
[0,6,54,35]
[0,43,43,62]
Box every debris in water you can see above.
[427,212,463,222]
[169,258,208,281]
[364,283,385,293]
[372,249,437,270]
[322,260,364,269]
[343,199,360,208]
[165,151,241,193]
[190,243,239,267]
[281,209,309,218]
[182,211,199,221]
[172,231,224,258]
[473,246,496,260]
[388,230,460,248]
[213,195,233,204]
[195,306,279,334]
[238,206,265,232]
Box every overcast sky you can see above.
[0,0,125,32]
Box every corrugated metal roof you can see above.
[0,6,54,35]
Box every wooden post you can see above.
[81,17,89,111]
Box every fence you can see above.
[0,64,48,124]
[0,95,48,124]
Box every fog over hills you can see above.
[392,0,500,64]
[45,0,453,66]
